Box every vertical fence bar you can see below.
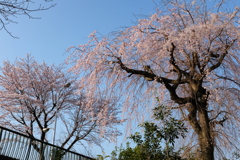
[0,126,95,160]
[12,134,19,158]
[0,128,3,155]
[5,130,14,157]
[1,130,9,155]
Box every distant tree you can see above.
[0,55,121,159]
[110,104,187,160]
[50,148,65,160]
[0,0,55,37]
[96,151,110,160]
[68,0,240,159]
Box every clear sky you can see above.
[0,0,157,65]
[1,0,239,158]
[0,0,157,157]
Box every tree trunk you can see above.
[39,141,45,160]
[198,109,214,160]
[187,103,214,160]
[198,134,214,160]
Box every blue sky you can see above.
[1,0,239,158]
[0,0,156,65]
[0,0,157,157]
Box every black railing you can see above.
[0,126,95,160]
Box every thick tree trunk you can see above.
[198,135,214,160]
[198,110,214,160]
[187,103,214,160]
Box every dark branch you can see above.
[209,41,236,72]
[114,56,191,104]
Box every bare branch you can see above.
[0,0,56,37]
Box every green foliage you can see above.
[97,151,110,160]
[110,101,188,160]
[51,148,65,160]
[153,104,187,146]
[223,151,240,160]
[233,152,240,159]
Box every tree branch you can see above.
[209,41,236,72]
[66,121,97,151]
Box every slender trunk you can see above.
[40,142,45,160]
[39,132,46,160]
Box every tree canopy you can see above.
[111,104,187,160]
[68,0,240,159]
[0,55,121,155]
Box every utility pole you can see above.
[52,83,71,145]
[52,112,57,145]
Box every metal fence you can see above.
[0,126,95,160]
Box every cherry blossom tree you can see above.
[68,0,240,159]
[0,0,55,37]
[0,55,121,157]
